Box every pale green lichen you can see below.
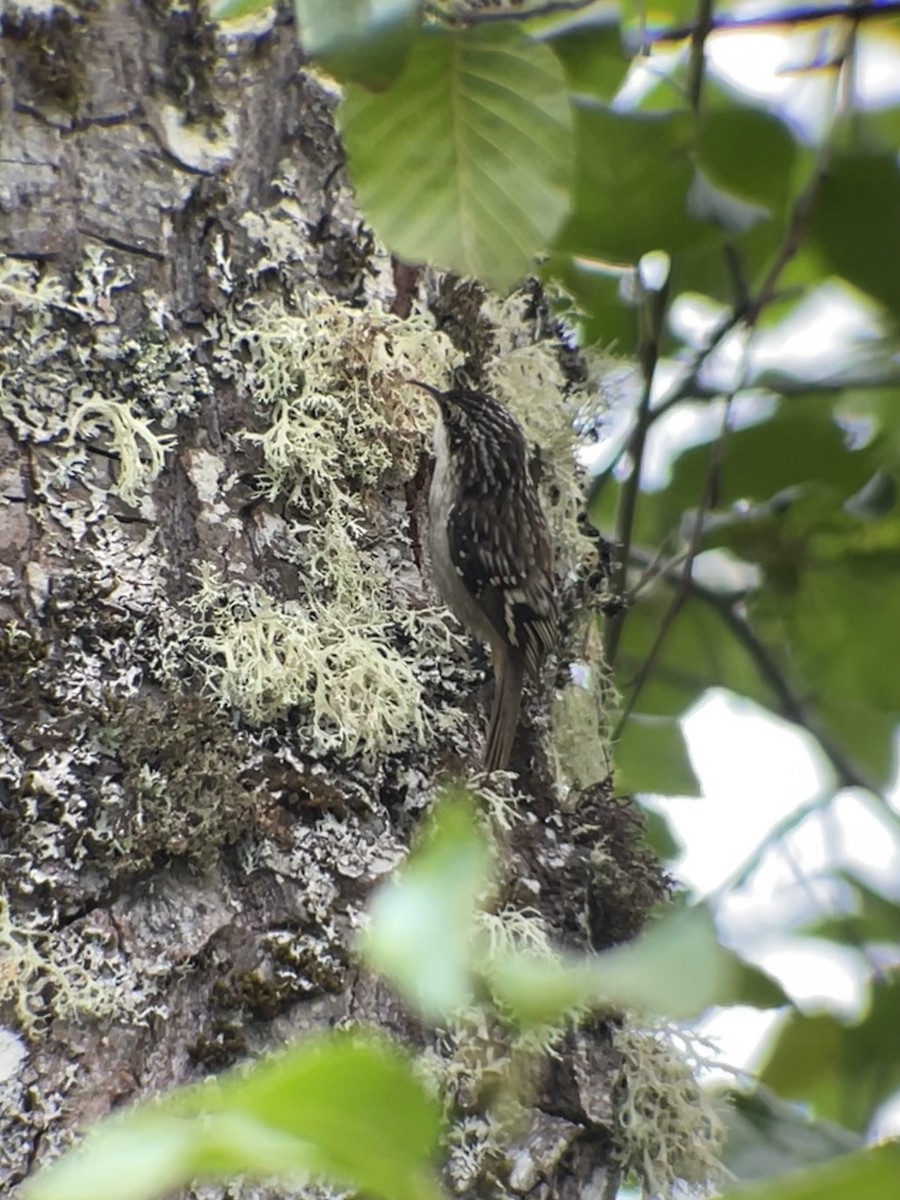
[552,651,612,793]
[612,1020,725,1198]
[478,905,555,960]
[484,294,612,573]
[180,566,425,758]
[0,897,160,1036]
[67,242,135,323]
[157,292,474,759]
[63,395,176,505]
[237,294,460,503]
[0,256,67,312]
[0,251,196,504]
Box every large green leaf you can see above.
[698,108,796,216]
[693,104,800,290]
[530,10,630,103]
[187,1034,441,1193]
[27,1034,442,1200]
[615,712,702,796]
[720,1142,900,1200]
[810,147,900,318]
[293,0,419,88]
[340,25,574,289]
[722,1087,864,1181]
[488,903,737,1024]
[360,791,492,1019]
[759,972,900,1134]
[555,105,714,264]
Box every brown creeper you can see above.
[413,382,557,771]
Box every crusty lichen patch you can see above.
[103,691,262,869]
[0,251,206,510]
[0,897,160,1035]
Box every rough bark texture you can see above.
[0,4,679,1198]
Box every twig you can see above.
[435,0,900,34]
[745,144,832,325]
[649,0,900,43]
[590,306,743,503]
[687,0,714,112]
[613,391,735,738]
[627,547,888,800]
[603,274,669,667]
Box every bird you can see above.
[411,381,557,771]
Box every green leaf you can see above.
[695,489,900,786]
[193,1034,442,1198]
[698,107,796,217]
[722,1087,864,1181]
[293,0,419,89]
[211,0,273,19]
[715,500,900,774]
[837,385,900,460]
[530,10,630,103]
[339,26,574,289]
[803,872,900,944]
[810,147,900,317]
[28,1034,442,1200]
[638,802,681,860]
[645,397,882,548]
[759,973,900,1133]
[720,956,790,1010]
[619,0,700,29]
[615,712,701,796]
[693,104,799,288]
[556,105,714,264]
[544,252,639,350]
[611,585,776,718]
[25,1118,213,1200]
[718,1141,900,1200]
[488,904,736,1024]
[360,791,493,1019]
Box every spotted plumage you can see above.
[413,382,557,771]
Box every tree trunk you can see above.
[0,5,672,1197]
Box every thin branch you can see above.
[650,0,900,42]
[603,275,669,667]
[437,0,900,34]
[589,305,743,505]
[687,0,715,113]
[628,547,888,801]
[745,144,833,325]
[613,392,735,738]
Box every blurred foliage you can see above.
[26,796,754,1200]
[27,1032,444,1200]
[111,1,900,1197]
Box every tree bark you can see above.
[0,4,671,1197]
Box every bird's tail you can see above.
[483,650,525,772]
